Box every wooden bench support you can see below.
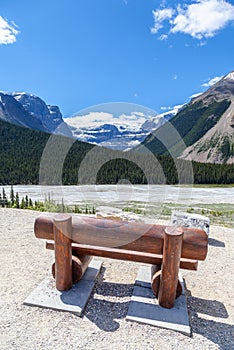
[54,214,73,291]
[151,264,161,297]
[52,254,92,284]
[46,241,198,270]
[151,265,183,300]
[158,227,183,308]
[34,214,208,309]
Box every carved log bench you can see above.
[34,213,208,309]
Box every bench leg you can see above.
[52,254,92,284]
[151,264,161,297]
[53,214,73,291]
[158,226,183,308]
[151,265,183,299]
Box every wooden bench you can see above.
[34,213,208,309]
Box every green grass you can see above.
[119,201,234,227]
[2,186,233,227]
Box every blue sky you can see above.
[0,0,234,118]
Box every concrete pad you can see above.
[24,259,102,316]
[126,265,191,336]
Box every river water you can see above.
[2,184,234,206]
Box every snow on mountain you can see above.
[65,102,179,151]
[65,104,154,150]
[66,114,150,150]
[141,104,183,132]
[0,91,73,138]
[224,71,234,81]
[12,92,73,137]
[0,91,46,131]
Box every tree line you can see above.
[1,119,234,186]
[0,186,96,214]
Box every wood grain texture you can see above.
[52,254,92,284]
[35,215,208,261]
[158,227,183,308]
[46,241,198,270]
[53,214,73,291]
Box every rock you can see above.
[96,206,142,222]
[13,92,73,137]
[171,211,210,236]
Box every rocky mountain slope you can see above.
[138,71,234,164]
[1,70,233,162]
[0,92,72,137]
[180,72,234,164]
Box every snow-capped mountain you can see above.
[12,92,73,137]
[0,91,72,137]
[0,92,45,132]
[141,105,184,132]
[65,103,179,151]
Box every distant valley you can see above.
[65,104,182,151]
[0,70,234,165]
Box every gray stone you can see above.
[126,265,191,336]
[171,211,210,235]
[96,206,142,222]
[23,259,102,316]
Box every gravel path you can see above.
[0,208,233,350]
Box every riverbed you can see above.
[2,184,234,206]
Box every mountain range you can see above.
[0,70,233,164]
[65,104,182,151]
[138,71,234,164]
[0,91,72,137]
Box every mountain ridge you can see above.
[0,91,72,137]
[179,72,234,163]
[1,70,234,163]
[138,71,234,164]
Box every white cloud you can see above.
[66,111,148,131]
[151,0,234,40]
[0,16,19,44]
[197,41,207,46]
[158,34,168,40]
[66,112,114,128]
[202,75,223,87]
[132,111,145,117]
[151,8,174,34]
[160,106,170,111]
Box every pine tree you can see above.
[29,198,33,208]
[21,197,25,209]
[10,185,15,207]
[2,188,8,207]
[15,192,20,208]
[25,195,29,208]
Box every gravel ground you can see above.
[0,208,233,350]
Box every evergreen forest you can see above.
[0,119,234,185]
